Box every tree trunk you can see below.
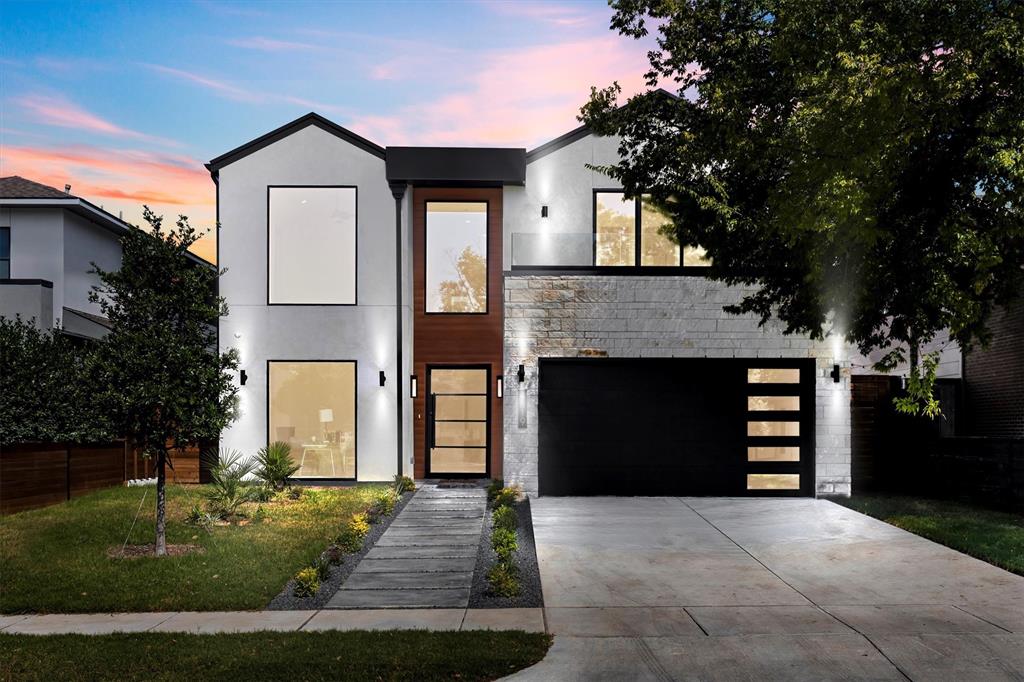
[155,449,167,556]
[909,339,920,376]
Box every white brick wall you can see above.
[502,275,852,498]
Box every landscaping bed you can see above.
[833,494,1024,576]
[469,488,543,609]
[0,483,387,613]
[267,490,413,610]
[0,630,552,682]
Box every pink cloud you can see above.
[4,144,216,261]
[16,94,178,146]
[347,36,652,148]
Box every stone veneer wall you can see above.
[502,275,852,497]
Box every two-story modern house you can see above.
[0,176,212,339]
[209,112,852,497]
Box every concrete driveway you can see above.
[508,497,1024,681]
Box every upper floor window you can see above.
[268,186,356,305]
[425,201,488,313]
[595,191,710,268]
[0,226,9,278]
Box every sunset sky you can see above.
[1,0,655,263]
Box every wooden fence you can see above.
[0,441,209,515]
[851,375,1024,512]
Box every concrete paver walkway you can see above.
[506,497,1024,681]
[326,484,486,609]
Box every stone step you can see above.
[353,557,477,574]
[385,522,481,532]
[376,534,478,547]
[365,546,477,560]
[327,588,469,609]
[343,571,473,590]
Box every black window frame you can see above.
[266,185,358,307]
[423,199,490,316]
[0,226,10,279]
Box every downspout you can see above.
[390,182,407,479]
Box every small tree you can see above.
[582,0,1024,415]
[91,208,238,555]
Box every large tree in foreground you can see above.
[92,208,238,555]
[582,0,1024,415]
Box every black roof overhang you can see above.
[385,147,526,187]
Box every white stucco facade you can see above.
[216,125,413,481]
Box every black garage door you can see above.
[538,358,815,496]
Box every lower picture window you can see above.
[269,361,356,479]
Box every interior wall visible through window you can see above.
[268,361,356,479]
[268,186,356,304]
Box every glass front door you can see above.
[427,367,489,476]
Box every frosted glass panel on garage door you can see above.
[269,186,356,304]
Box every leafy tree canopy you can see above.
[582,0,1024,415]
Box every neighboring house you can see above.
[0,176,211,339]
[209,113,852,497]
[963,296,1024,438]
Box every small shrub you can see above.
[253,504,268,521]
[184,504,216,532]
[492,505,517,533]
[336,528,363,553]
[393,474,416,495]
[255,441,300,491]
[293,567,320,598]
[486,562,520,598]
[202,449,257,519]
[349,511,370,538]
[492,527,518,563]
[486,478,504,502]
[324,545,344,565]
[311,555,331,582]
[492,485,522,510]
[250,486,273,503]
[287,486,305,501]
[373,487,398,517]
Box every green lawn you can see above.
[0,630,552,682]
[0,483,382,613]
[833,494,1024,575]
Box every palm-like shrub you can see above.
[202,449,256,519]
[255,441,299,491]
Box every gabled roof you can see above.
[525,88,681,164]
[0,175,73,199]
[206,112,386,179]
[0,176,214,268]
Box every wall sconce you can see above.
[517,364,525,383]
[379,370,387,387]
[410,374,418,398]
[541,205,549,218]
[240,369,247,386]
[496,375,504,399]
[830,364,841,383]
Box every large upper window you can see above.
[595,191,710,268]
[425,201,487,313]
[268,361,356,479]
[268,186,356,304]
[0,227,9,278]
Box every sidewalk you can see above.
[0,608,545,635]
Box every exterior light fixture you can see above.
[830,364,841,383]
[517,364,525,383]
[496,375,504,399]
[541,205,549,218]
[379,370,387,387]
[240,369,247,386]
[410,374,418,398]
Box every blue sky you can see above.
[1,1,653,261]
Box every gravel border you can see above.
[266,491,413,610]
[468,498,543,609]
